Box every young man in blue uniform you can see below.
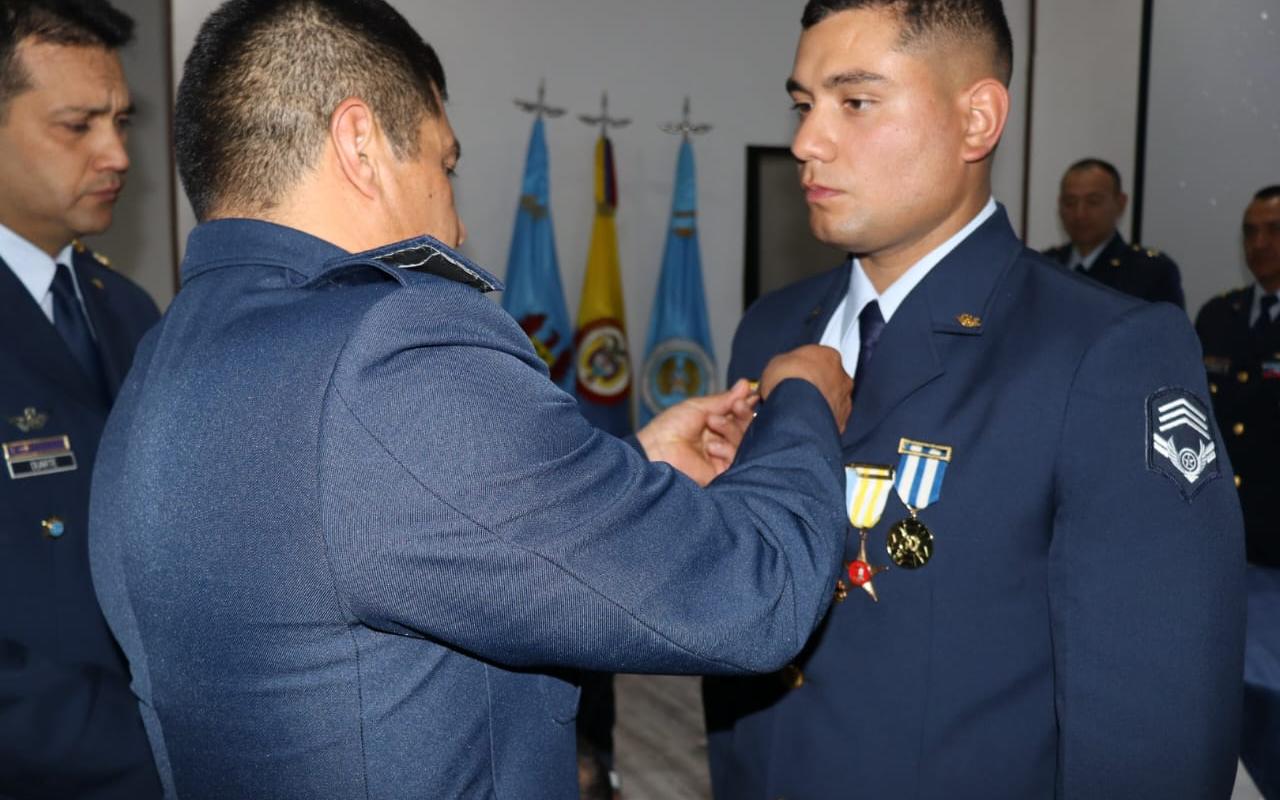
[704,2,1245,798]
[0,2,161,797]
[87,1,855,798]
[1044,158,1185,307]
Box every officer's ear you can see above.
[1117,191,1130,216]
[959,78,1009,164]
[329,97,382,200]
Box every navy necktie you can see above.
[853,300,885,397]
[50,263,108,401]
[1255,294,1278,337]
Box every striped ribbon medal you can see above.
[839,464,895,603]
[888,439,953,570]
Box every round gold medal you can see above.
[886,517,934,569]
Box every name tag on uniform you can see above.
[3,436,77,480]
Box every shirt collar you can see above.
[841,196,998,333]
[1251,283,1280,325]
[1071,233,1115,270]
[0,222,75,306]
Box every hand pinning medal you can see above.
[887,439,952,569]
[841,464,895,603]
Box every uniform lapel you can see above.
[842,208,1024,451]
[1085,232,1127,276]
[0,255,105,404]
[74,253,132,400]
[800,263,852,347]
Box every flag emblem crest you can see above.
[1147,389,1220,498]
[576,319,631,403]
[641,339,716,416]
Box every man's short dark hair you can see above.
[800,0,1013,86]
[0,0,133,115]
[1254,185,1280,203]
[175,0,448,221]
[1065,158,1124,194]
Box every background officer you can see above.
[1195,185,1280,566]
[1045,157,1185,307]
[0,1,161,796]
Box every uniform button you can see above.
[41,516,65,539]
[1234,423,1246,436]
[1210,383,1219,395]
[1236,475,1243,489]
[1238,371,1251,384]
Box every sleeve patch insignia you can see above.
[1146,389,1220,499]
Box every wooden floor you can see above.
[613,674,711,800]
[610,673,1266,800]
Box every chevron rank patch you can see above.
[1147,389,1220,499]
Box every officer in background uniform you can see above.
[0,2,161,797]
[1197,185,1280,800]
[1195,185,1280,565]
[1044,157,1185,307]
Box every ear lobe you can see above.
[961,79,1010,164]
[330,98,380,199]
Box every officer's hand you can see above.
[636,379,759,486]
[760,345,852,433]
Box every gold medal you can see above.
[886,515,933,569]
[842,464,895,602]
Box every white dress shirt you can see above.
[1249,284,1280,328]
[820,197,999,377]
[1069,236,1112,272]
[0,222,89,332]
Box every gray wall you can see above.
[85,0,177,309]
[1144,1,1280,318]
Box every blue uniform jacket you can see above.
[705,207,1246,799]
[0,247,161,798]
[87,220,849,799]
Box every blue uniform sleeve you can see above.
[1050,302,1245,798]
[319,286,848,676]
[0,641,160,797]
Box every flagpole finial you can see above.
[579,91,631,136]
[660,95,712,139]
[514,79,566,119]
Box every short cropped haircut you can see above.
[0,0,133,116]
[175,0,448,221]
[1255,186,1280,203]
[1065,158,1124,194]
[801,0,1013,86]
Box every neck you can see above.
[859,190,990,295]
[0,216,70,258]
[1073,232,1114,258]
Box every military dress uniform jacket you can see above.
[1044,232,1185,307]
[0,247,161,798]
[87,220,850,800]
[705,207,1245,800]
[1195,286,1280,566]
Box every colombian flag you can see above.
[574,135,633,436]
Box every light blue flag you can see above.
[501,117,574,392]
[639,137,717,424]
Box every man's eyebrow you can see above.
[55,102,136,116]
[786,70,889,95]
[824,70,889,89]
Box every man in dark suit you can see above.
[0,2,161,797]
[1195,186,1280,566]
[1044,157,1185,307]
[704,2,1245,798]
[88,1,855,798]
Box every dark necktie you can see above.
[1255,294,1278,337]
[853,300,885,398]
[50,263,108,402]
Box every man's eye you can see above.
[116,116,133,130]
[790,102,811,116]
[844,98,869,111]
[62,122,90,134]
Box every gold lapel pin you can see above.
[955,313,982,329]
